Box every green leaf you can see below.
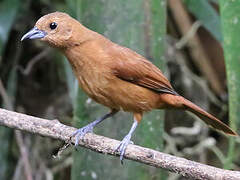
[220,0,240,169]
[62,57,78,104]
[184,0,222,42]
[0,0,19,179]
[0,0,19,54]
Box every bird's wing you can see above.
[110,46,178,95]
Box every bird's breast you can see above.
[75,64,120,109]
[63,45,161,113]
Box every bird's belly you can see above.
[77,71,160,113]
[101,79,160,112]
[77,71,120,109]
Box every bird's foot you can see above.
[115,134,133,164]
[71,124,94,146]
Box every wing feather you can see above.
[109,45,178,95]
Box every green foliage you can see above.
[220,0,240,169]
[0,0,19,179]
[0,0,19,54]
[183,0,222,42]
[62,58,78,104]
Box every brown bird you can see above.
[21,12,237,161]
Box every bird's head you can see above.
[21,12,88,49]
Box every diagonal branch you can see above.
[0,108,239,180]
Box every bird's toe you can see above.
[70,125,93,146]
[115,134,132,164]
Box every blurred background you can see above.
[0,0,240,179]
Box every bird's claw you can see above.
[70,125,93,146]
[115,134,132,164]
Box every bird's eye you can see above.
[49,22,57,30]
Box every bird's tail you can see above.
[182,97,237,136]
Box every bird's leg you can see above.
[115,120,138,163]
[71,109,118,146]
[115,113,141,163]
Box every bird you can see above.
[21,12,237,162]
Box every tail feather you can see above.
[182,98,237,136]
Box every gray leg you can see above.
[72,110,118,146]
[115,119,138,163]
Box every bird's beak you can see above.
[21,27,47,41]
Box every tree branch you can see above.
[0,108,239,180]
